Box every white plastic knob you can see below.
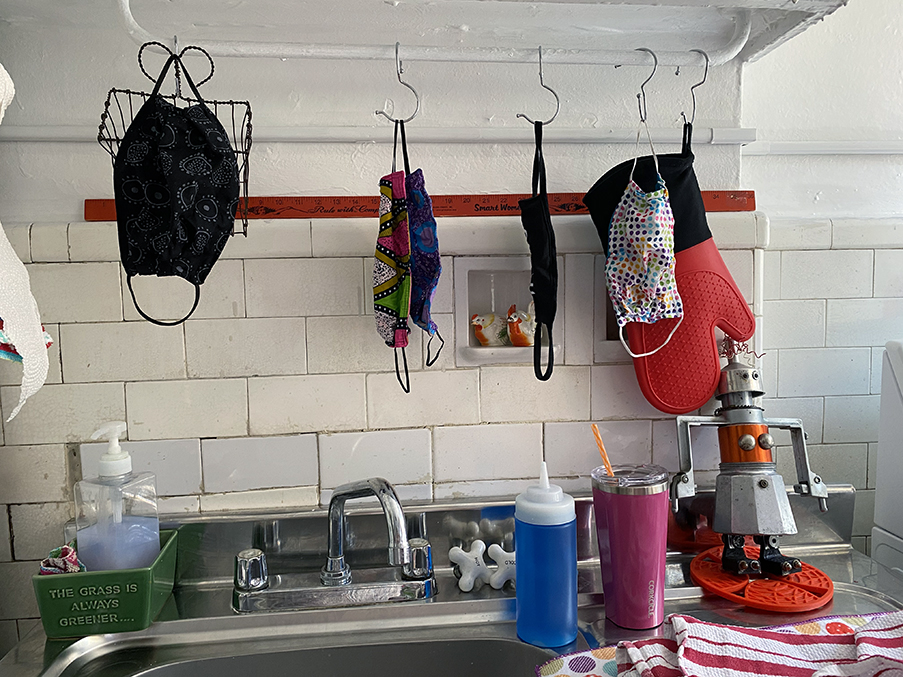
[448,540,492,592]
[487,543,516,590]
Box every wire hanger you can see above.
[375,42,421,124]
[681,49,710,125]
[635,48,658,123]
[517,46,560,126]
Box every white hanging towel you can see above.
[0,62,50,421]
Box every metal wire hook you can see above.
[516,46,560,126]
[688,49,709,125]
[375,42,421,124]
[635,48,657,123]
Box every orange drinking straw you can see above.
[591,423,614,477]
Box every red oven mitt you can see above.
[584,124,755,413]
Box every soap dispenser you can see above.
[74,421,160,571]
[514,461,577,648]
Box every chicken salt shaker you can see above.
[471,313,509,346]
[506,302,536,347]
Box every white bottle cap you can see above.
[90,421,131,477]
[515,461,575,526]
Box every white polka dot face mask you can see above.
[605,123,684,358]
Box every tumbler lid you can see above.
[592,464,669,495]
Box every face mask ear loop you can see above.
[425,330,444,367]
[392,120,400,174]
[127,275,200,326]
[394,347,411,393]
[619,314,683,358]
[628,119,661,185]
[533,324,554,381]
[399,119,411,175]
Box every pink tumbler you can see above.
[592,464,670,629]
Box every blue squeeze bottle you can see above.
[515,461,577,647]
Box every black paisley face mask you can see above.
[113,53,239,326]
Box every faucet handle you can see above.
[403,537,433,580]
[235,548,269,591]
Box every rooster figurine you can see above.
[471,312,509,347]
[506,302,536,347]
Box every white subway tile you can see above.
[10,502,70,560]
[0,445,68,504]
[306,316,421,374]
[433,257,454,314]
[4,223,31,262]
[554,216,604,254]
[824,395,880,444]
[545,420,651,477]
[127,379,247,440]
[433,423,540,482]
[311,218,375,257]
[777,348,870,397]
[80,438,202,496]
[759,349,779,397]
[0,562,40,619]
[827,299,903,348]
[708,212,760,250]
[200,486,318,512]
[766,219,832,251]
[871,347,884,395]
[874,250,903,297]
[122,259,245,321]
[67,222,119,262]
[852,488,875,537]
[249,374,366,434]
[246,258,364,317]
[421,313,454,370]
[832,218,903,249]
[780,250,872,300]
[159,495,200,514]
[564,254,595,366]
[222,220,311,259]
[481,366,590,423]
[0,324,62,387]
[319,429,431,488]
[202,435,318,492]
[28,263,122,323]
[439,217,529,256]
[762,300,825,349]
[763,251,781,300]
[760,397,825,445]
[367,370,479,428]
[319,483,433,507]
[776,443,867,490]
[434,479,533,500]
[720,250,754,304]
[0,506,9,561]
[868,442,878,489]
[1,383,125,445]
[30,223,69,263]
[591,365,672,419]
[16,619,41,640]
[60,322,186,383]
[186,318,307,378]
[652,418,720,473]
[0,620,17,655]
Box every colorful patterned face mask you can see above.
[605,123,683,358]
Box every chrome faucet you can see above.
[321,477,410,585]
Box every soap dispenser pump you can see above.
[74,421,161,571]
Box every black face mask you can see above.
[518,121,557,381]
[114,53,239,326]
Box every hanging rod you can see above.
[117,0,751,66]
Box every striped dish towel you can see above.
[538,612,903,677]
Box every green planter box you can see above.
[32,529,178,639]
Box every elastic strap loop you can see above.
[682,121,693,155]
[533,324,554,381]
[426,330,445,367]
[127,275,200,326]
[619,315,683,358]
[394,347,411,393]
[399,120,411,175]
[392,120,400,173]
[628,119,660,184]
[532,121,547,197]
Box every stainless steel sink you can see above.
[4,485,903,677]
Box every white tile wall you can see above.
[367,370,479,428]
[202,435,318,492]
[0,562,40,619]
[762,300,826,349]
[186,318,308,377]
[122,259,246,322]
[319,429,431,488]
[222,220,311,259]
[28,263,122,323]
[826,299,903,347]
[652,419,720,473]
[3,223,31,262]
[868,442,878,489]
[763,250,781,300]
[245,258,364,317]
[852,489,876,537]
[708,212,763,250]
[481,366,590,423]
[319,482,433,507]
[0,382,125,445]
[777,348,870,397]
[776,443,867,490]
[761,397,825,445]
[80,438,202,496]
[67,222,118,262]
[0,508,10,562]
[30,223,68,263]
[159,496,201,514]
[780,250,873,299]
[832,219,903,249]
[591,365,671,419]
[9,502,70,560]
[823,395,880,443]
[306,316,421,374]
[434,479,534,500]
[874,250,903,297]
[249,374,367,434]
[199,486,319,512]
[544,420,652,477]
[433,423,540,482]
[870,347,885,394]
[0,620,17,657]
[564,255,595,366]
[0,445,68,503]
[767,219,832,251]
[310,218,374,258]
[439,217,530,256]
[421,313,454,370]
[126,379,248,440]
[60,322,186,383]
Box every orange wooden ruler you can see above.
[84,191,755,221]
